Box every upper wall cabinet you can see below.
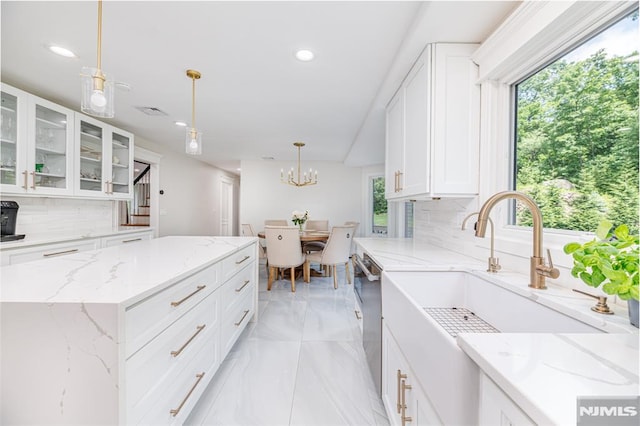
[1,84,75,196]
[385,43,480,200]
[75,114,133,199]
[0,83,134,200]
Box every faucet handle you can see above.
[536,249,560,279]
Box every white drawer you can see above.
[101,231,152,248]
[220,288,255,356]
[220,262,255,315]
[135,339,218,426]
[126,291,219,418]
[221,243,255,282]
[1,239,100,266]
[125,263,220,358]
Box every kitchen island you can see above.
[354,237,639,425]
[1,236,258,425]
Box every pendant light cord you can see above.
[96,0,102,70]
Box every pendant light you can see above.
[185,69,202,155]
[281,142,318,187]
[81,0,114,118]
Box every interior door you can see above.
[220,176,234,236]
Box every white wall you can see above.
[135,137,240,237]
[240,160,362,234]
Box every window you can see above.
[372,176,387,235]
[513,11,638,234]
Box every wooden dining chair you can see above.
[264,226,307,292]
[305,219,329,231]
[304,225,355,289]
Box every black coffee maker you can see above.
[1,200,25,242]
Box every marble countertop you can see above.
[0,236,256,305]
[457,333,640,425]
[0,227,154,250]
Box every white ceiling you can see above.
[1,1,519,174]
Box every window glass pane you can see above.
[514,11,639,234]
[372,176,387,235]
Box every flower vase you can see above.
[298,223,304,234]
[628,299,639,328]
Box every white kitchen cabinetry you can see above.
[385,43,480,200]
[382,323,442,426]
[75,113,133,199]
[0,238,100,266]
[479,372,535,426]
[1,84,75,196]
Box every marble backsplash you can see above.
[4,196,115,239]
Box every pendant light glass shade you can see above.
[185,127,202,155]
[81,66,114,118]
[81,0,114,118]
[185,69,202,155]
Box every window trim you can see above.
[472,1,638,272]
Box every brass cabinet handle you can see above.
[169,372,205,417]
[43,248,79,257]
[170,285,206,307]
[235,255,251,265]
[401,379,413,425]
[235,280,250,292]
[30,171,36,190]
[354,310,362,320]
[394,171,399,192]
[122,238,142,243]
[396,369,407,413]
[234,309,250,326]
[170,324,206,357]
[22,170,28,190]
[397,171,403,192]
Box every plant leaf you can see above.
[564,242,581,254]
[595,220,613,240]
[579,272,593,286]
[614,224,629,241]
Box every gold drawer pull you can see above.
[30,171,37,190]
[235,255,251,265]
[43,248,79,258]
[171,285,206,307]
[397,369,407,413]
[234,309,250,326]
[170,325,206,357]
[235,280,250,292]
[169,372,205,417]
[22,170,28,190]
[122,238,142,243]
[401,379,412,425]
[354,310,362,320]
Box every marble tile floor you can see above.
[186,261,389,426]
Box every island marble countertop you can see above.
[457,333,640,425]
[0,236,256,305]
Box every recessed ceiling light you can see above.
[48,45,76,58]
[295,49,314,62]
[174,121,187,127]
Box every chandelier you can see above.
[80,0,114,118]
[281,142,317,187]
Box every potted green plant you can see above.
[564,220,639,327]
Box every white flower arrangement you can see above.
[291,210,309,226]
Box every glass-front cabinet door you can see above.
[30,98,74,195]
[110,130,133,198]
[0,86,24,191]
[76,114,107,196]
[1,84,73,195]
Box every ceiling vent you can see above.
[135,106,168,116]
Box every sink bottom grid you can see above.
[423,307,499,338]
